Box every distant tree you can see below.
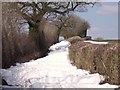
[52,15,90,39]
[14,1,96,53]
[78,20,90,38]
[94,37,104,40]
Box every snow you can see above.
[1,40,119,88]
[84,40,108,44]
[49,40,70,51]
[59,36,65,42]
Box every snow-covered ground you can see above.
[0,40,119,88]
[84,41,108,44]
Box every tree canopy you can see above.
[54,15,90,38]
[16,2,96,24]
[15,1,96,54]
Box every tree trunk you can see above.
[55,30,59,43]
[82,30,87,38]
[29,24,48,57]
[56,27,62,43]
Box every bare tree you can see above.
[52,14,90,39]
[14,2,96,53]
[78,20,90,38]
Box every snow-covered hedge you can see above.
[69,40,120,85]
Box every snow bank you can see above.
[49,40,70,51]
[84,40,108,44]
[59,36,65,42]
[1,40,118,88]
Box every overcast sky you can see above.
[75,2,118,40]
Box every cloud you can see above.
[97,5,118,15]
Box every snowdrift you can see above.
[0,40,119,88]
